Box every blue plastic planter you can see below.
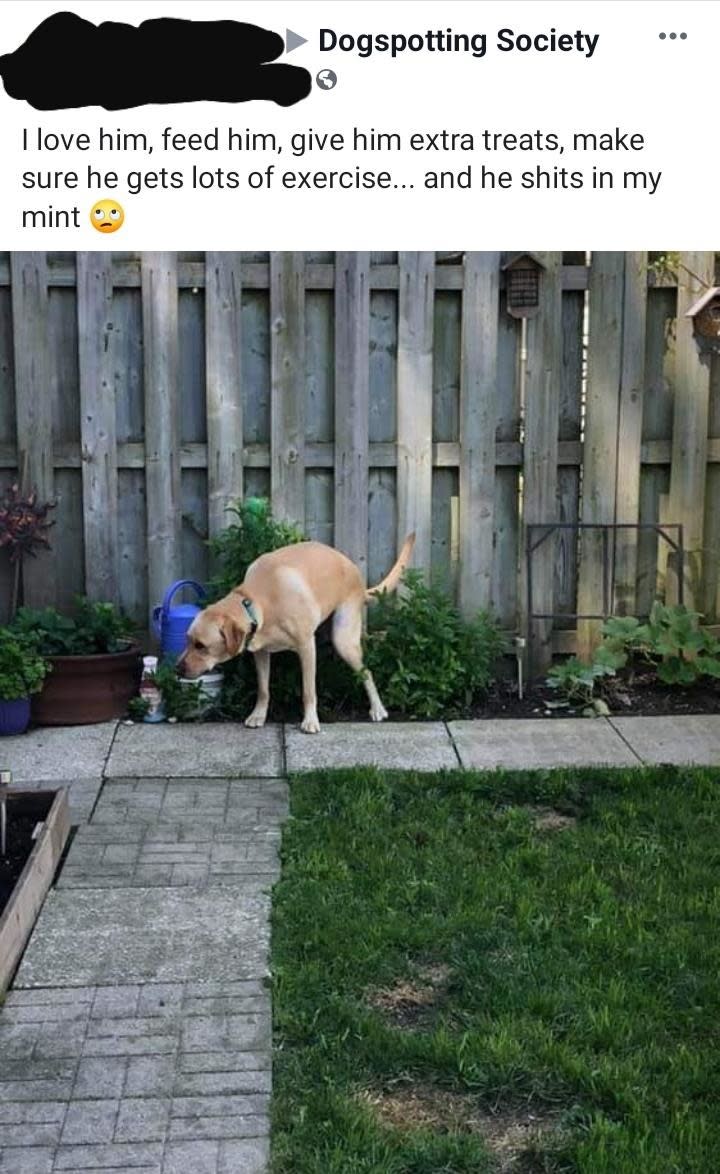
[0,697,31,736]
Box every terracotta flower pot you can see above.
[31,644,142,726]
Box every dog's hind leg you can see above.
[332,602,388,723]
[297,638,321,734]
[245,650,271,728]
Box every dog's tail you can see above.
[366,532,416,600]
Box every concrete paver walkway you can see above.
[608,714,720,767]
[448,717,640,769]
[0,714,718,1172]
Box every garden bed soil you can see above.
[239,672,719,725]
[0,788,70,994]
[472,672,720,720]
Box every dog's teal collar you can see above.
[241,597,259,635]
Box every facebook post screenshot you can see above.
[0,1,718,1171]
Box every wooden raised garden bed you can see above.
[0,788,70,995]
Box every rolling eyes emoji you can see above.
[90,199,124,232]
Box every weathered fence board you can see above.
[397,252,434,570]
[10,253,55,606]
[205,252,244,539]
[458,252,499,616]
[493,292,521,628]
[77,252,119,604]
[555,262,584,625]
[334,252,370,572]
[178,289,205,444]
[522,252,563,672]
[142,253,181,624]
[613,252,648,617]
[112,287,144,445]
[638,283,676,612]
[270,252,305,528]
[704,352,720,620]
[576,252,626,660]
[666,252,715,608]
[1,251,718,671]
[430,292,460,594]
[0,285,15,619]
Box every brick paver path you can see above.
[0,777,288,1174]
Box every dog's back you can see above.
[244,541,364,627]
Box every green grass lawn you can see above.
[271,765,720,1174]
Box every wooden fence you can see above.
[0,251,718,670]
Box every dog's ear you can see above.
[219,616,244,657]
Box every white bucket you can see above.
[178,671,223,717]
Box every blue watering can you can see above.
[152,579,206,661]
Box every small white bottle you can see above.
[140,656,165,723]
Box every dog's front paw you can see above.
[370,703,389,723]
[244,711,267,729]
[300,715,321,734]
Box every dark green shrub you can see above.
[209,497,305,600]
[218,646,362,724]
[11,598,135,656]
[363,570,507,719]
[0,627,50,700]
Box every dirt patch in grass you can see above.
[359,1084,560,1169]
[528,806,578,832]
[366,963,451,1027]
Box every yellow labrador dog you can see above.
[177,533,415,733]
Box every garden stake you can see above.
[0,769,10,857]
[514,636,526,700]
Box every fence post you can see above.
[335,252,370,573]
[10,253,56,607]
[270,253,305,529]
[397,252,434,572]
[77,252,119,605]
[206,252,244,541]
[459,252,500,617]
[142,253,181,627]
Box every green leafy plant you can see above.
[0,627,50,700]
[363,570,507,719]
[546,654,616,715]
[602,603,720,686]
[647,253,681,283]
[11,598,136,656]
[153,663,208,721]
[126,695,150,721]
[209,496,305,600]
